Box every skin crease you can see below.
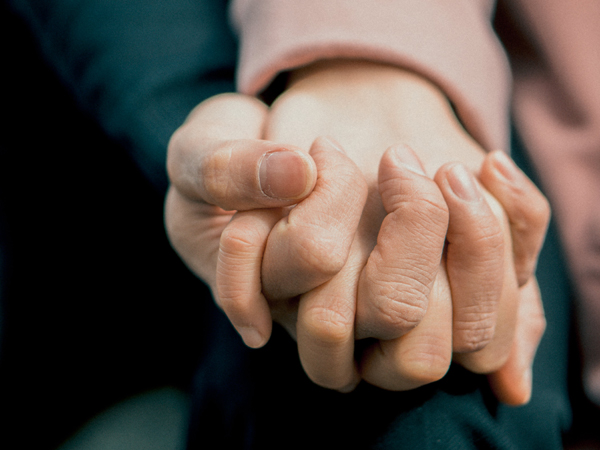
[165,60,549,404]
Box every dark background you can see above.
[0,3,211,448]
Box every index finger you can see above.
[261,137,368,301]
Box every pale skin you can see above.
[165,60,549,405]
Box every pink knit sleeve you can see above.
[230,0,512,152]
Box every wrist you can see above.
[288,59,451,119]
[269,59,485,177]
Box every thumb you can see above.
[167,93,317,211]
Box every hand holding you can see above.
[263,60,549,402]
[165,93,319,347]
[165,61,550,404]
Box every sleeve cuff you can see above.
[231,0,511,151]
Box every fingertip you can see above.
[489,367,532,406]
[385,144,426,176]
[258,148,317,200]
[318,136,347,154]
[519,368,533,404]
[448,163,484,202]
[436,162,485,204]
[336,376,361,393]
[487,150,523,184]
[238,325,271,349]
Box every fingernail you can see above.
[321,136,346,154]
[259,150,310,199]
[447,164,482,202]
[390,144,426,175]
[491,151,520,183]
[239,326,266,349]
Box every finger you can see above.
[356,145,449,340]
[453,205,520,373]
[487,278,546,405]
[479,151,551,286]
[167,93,317,210]
[216,208,284,348]
[296,244,362,393]
[434,163,505,353]
[359,266,453,391]
[261,137,368,301]
[164,188,234,289]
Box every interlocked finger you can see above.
[359,266,453,391]
[434,163,505,353]
[355,145,449,340]
[296,241,363,393]
[479,151,550,286]
[261,137,368,301]
[216,208,284,348]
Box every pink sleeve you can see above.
[230,0,511,152]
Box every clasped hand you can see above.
[165,61,549,405]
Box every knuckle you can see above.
[529,194,551,230]
[219,222,263,256]
[531,311,547,340]
[453,326,495,353]
[382,173,449,231]
[399,338,452,385]
[292,227,349,278]
[201,146,235,208]
[369,279,429,337]
[303,304,354,347]
[470,217,505,257]
[453,305,498,353]
[512,199,550,238]
[501,187,551,242]
[406,194,450,232]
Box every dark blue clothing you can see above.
[1,1,235,447]
[7,0,237,192]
